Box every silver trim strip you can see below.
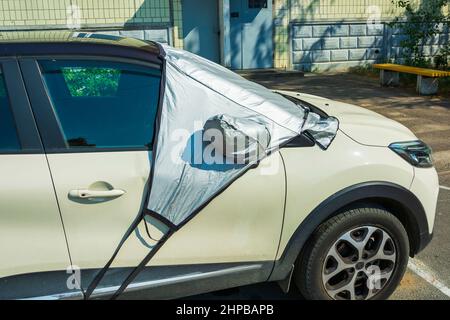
[22,263,263,300]
[91,263,262,298]
[22,291,83,300]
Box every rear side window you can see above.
[39,60,161,150]
[0,69,21,151]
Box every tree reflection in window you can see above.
[62,67,120,97]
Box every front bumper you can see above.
[410,167,439,234]
[408,166,439,256]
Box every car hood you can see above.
[277,91,417,147]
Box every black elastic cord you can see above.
[143,216,159,241]
[110,229,174,300]
[84,211,145,299]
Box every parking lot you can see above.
[195,71,450,300]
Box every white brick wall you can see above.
[291,22,449,71]
[292,23,384,71]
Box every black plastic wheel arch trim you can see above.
[269,181,431,282]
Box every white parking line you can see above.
[408,259,450,298]
[440,185,450,191]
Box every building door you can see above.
[230,0,273,69]
[182,0,220,63]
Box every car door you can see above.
[0,59,77,299]
[20,56,285,298]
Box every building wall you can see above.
[274,0,449,70]
[0,0,172,28]
[0,0,184,48]
[291,22,385,71]
[171,0,184,48]
[274,0,290,69]
[0,1,447,70]
[290,22,449,72]
[288,0,411,21]
[274,0,408,69]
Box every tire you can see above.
[294,206,409,300]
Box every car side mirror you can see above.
[203,114,270,164]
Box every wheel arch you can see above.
[269,181,430,282]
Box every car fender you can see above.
[269,181,430,282]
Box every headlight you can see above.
[389,140,433,168]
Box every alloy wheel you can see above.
[321,226,397,300]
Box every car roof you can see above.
[0,31,162,64]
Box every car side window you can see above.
[39,60,161,150]
[0,69,21,151]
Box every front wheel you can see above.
[295,206,409,300]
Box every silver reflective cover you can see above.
[147,45,338,226]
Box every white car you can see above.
[0,32,439,300]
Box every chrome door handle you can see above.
[69,189,126,199]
